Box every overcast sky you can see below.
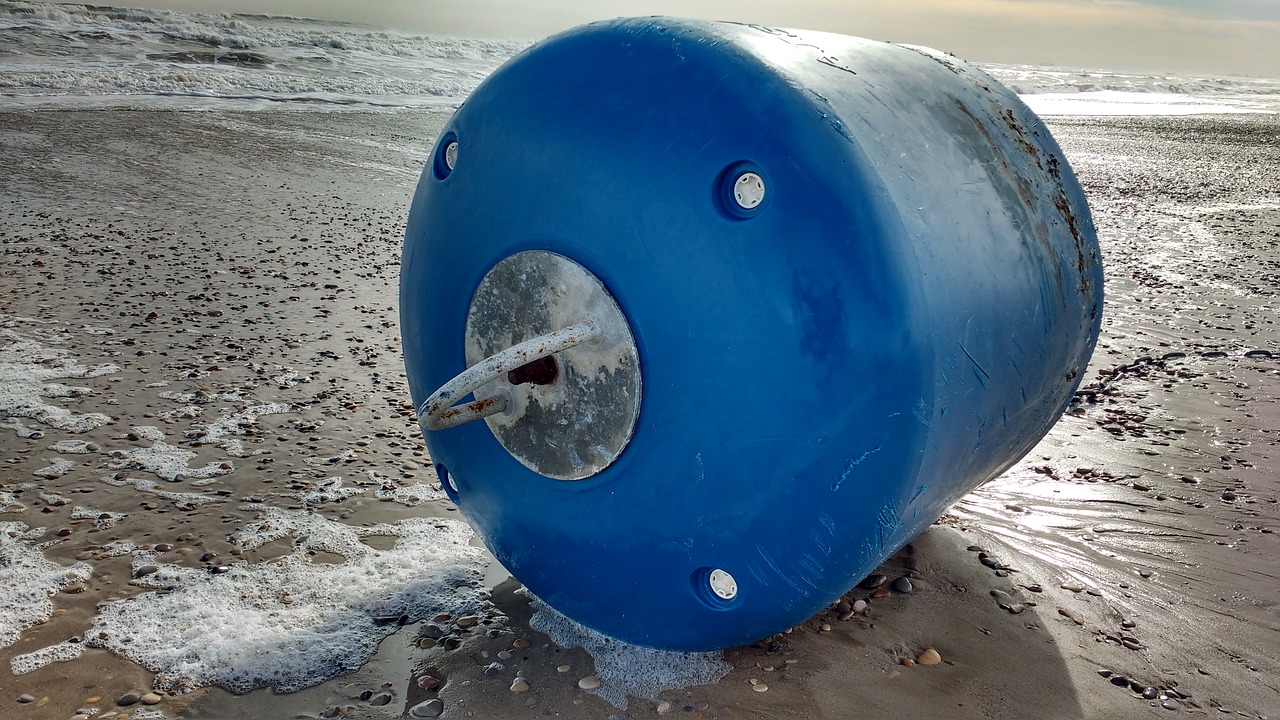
[109,0,1280,76]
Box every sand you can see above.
[2,109,1278,720]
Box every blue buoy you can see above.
[401,18,1103,651]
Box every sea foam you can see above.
[1,320,119,435]
[0,521,94,648]
[86,508,486,694]
[525,591,730,709]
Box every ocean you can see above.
[3,0,1280,115]
[2,3,1280,719]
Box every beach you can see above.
[2,106,1278,720]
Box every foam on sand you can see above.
[525,591,730,709]
[193,402,295,457]
[107,426,233,482]
[10,639,85,676]
[1,319,119,435]
[86,507,486,694]
[0,521,94,648]
[288,476,366,505]
[102,475,222,509]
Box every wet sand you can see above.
[2,110,1278,720]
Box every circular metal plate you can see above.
[464,251,642,480]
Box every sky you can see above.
[81,0,1280,76]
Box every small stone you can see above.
[433,613,452,622]
[891,576,913,593]
[1143,687,1159,700]
[17,694,35,703]
[442,637,461,650]
[1061,582,1084,592]
[557,664,572,673]
[852,599,868,615]
[416,637,437,648]
[899,657,915,667]
[416,675,441,692]
[871,587,891,599]
[752,683,768,692]
[1110,675,1130,687]
[1001,602,1026,614]
[369,692,393,706]
[578,675,601,690]
[916,648,942,665]
[858,573,887,590]
[483,662,504,677]
[456,615,479,627]
[141,692,162,705]
[657,700,673,714]
[1057,607,1083,625]
[1122,638,1142,650]
[510,678,529,693]
[116,692,141,707]
[496,650,512,660]
[512,638,530,649]
[408,698,444,718]
[819,622,831,632]
[1096,669,1112,678]
[1221,491,1237,502]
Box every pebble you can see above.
[916,648,942,665]
[456,615,479,627]
[116,692,141,706]
[369,692,392,706]
[496,650,512,660]
[408,698,444,718]
[1110,675,1130,687]
[1221,491,1237,502]
[17,694,35,703]
[871,587,891,599]
[891,576,913,593]
[512,638,530,649]
[416,675,441,692]
[578,675,601,690]
[899,657,915,667]
[556,664,572,673]
[510,678,529,693]
[1058,608,1084,625]
[483,662,504,677]
[656,700,673,714]
[752,683,768,692]
[858,573,887,590]
[1061,581,1084,592]
[852,599,868,615]
[141,692,162,705]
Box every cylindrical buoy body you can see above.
[401,18,1102,651]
